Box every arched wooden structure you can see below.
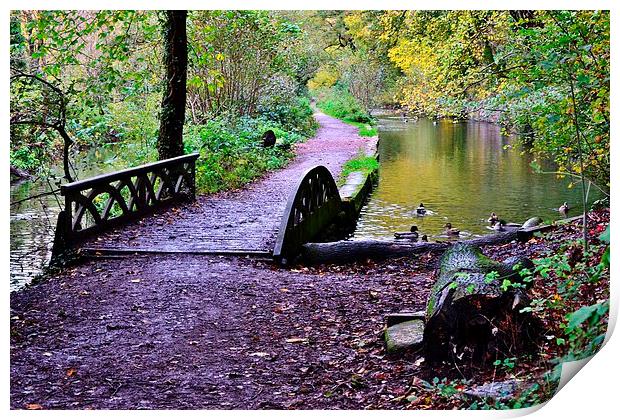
[273,165,343,264]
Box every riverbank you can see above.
[10,208,609,409]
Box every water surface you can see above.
[10,144,145,291]
[353,117,594,241]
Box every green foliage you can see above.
[316,86,372,123]
[345,120,378,137]
[562,300,608,361]
[258,94,317,137]
[493,357,517,371]
[10,10,161,175]
[184,116,308,193]
[10,10,317,189]
[187,10,306,120]
[315,86,377,136]
[518,229,610,363]
[501,11,610,191]
[340,154,379,181]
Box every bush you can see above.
[315,87,372,123]
[313,86,377,136]
[258,83,317,137]
[184,115,308,193]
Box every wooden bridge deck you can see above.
[82,113,373,255]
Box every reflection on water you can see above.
[10,144,140,291]
[10,180,59,291]
[354,117,596,241]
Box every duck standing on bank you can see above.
[559,202,570,216]
[416,203,426,216]
[443,223,460,236]
[394,225,419,240]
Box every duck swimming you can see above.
[492,221,505,231]
[394,225,419,240]
[443,223,460,236]
[488,212,500,225]
[416,203,426,216]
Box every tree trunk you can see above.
[301,240,448,264]
[423,244,541,365]
[57,126,74,182]
[158,10,187,160]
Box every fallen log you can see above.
[423,243,541,365]
[300,230,523,265]
[301,240,448,264]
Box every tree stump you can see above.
[423,243,541,365]
[262,130,276,148]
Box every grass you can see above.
[314,87,378,137]
[342,119,378,137]
[339,153,379,184]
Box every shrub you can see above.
[314,86,372,124]
[183,115,306,193]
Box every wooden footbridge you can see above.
[51,113,377,264]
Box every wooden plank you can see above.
[273,165,342,263]
[80,247,273,258]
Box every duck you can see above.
[416,203,426,216]
[420,234,428,242]
[395,225,419,240]
[559,202,570,215]
[488,212,500,225]
[443,223,460,236]
[492,221,506,231]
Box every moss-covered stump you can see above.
[385,319,425,354]
[423,244,540,365]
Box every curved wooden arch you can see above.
[273,165,342,264]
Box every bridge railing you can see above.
[273,165,342,264]
[53,153,200,252]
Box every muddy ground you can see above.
[11,209,610,410]
[11,252,440,409]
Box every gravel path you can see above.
[12,112,422,410]
[10,255,436,409]
[83,112,372,253]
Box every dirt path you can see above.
[83,112,373,253]
[11,255,437,409]
[12,112,415,410]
